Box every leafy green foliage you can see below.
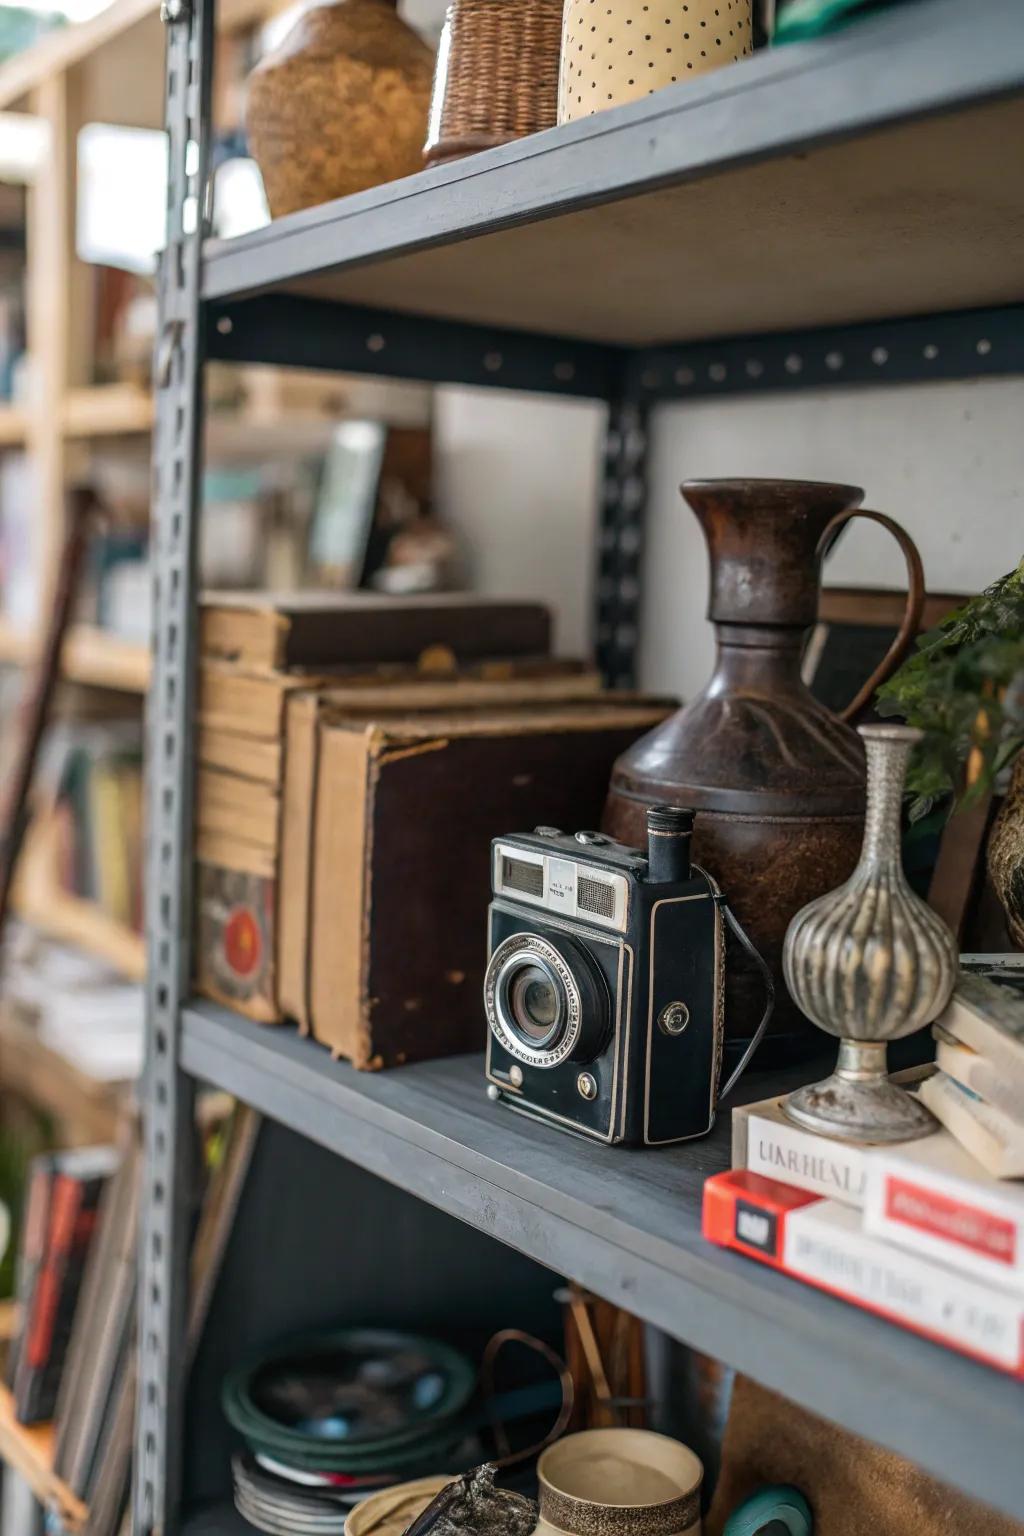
[876,559,1024,821]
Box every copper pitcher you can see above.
[604,479,925,1063]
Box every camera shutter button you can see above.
[574,830,607,846]
[577,1072,598,1101]
[534,826,562,837]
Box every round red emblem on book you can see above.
[224,905,262,977]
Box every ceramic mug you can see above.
[536,1428,703,1536]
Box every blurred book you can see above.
[902,1072,1024,1182]
[936,965,1024,1084]
[934,1025,1024,1125]
[9,1145,118,1423]
[41,721,144,933]
[200,590,551,672]
[3,928,143,1083]
[53,1127,140,1501]
[54,1106,258,1536]
[0,452,40,627]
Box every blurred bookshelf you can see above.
[61,384,154,439]
[0,0,421,1001]
[0,618,150,694]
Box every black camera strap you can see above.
[714,896,776,1103]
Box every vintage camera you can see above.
[484,806,745,1146]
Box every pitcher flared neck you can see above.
[682,478,864,630]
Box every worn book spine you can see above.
[6,1159,53,1391]
[16,1173,103,1423]
[937,975,1024,1081]
[863,1133,1024,1295]
[734,1107,868,1207]
[935,1033,1024,1126]
[195,860,278,1024]
[917,1072,1024,1180]
[704,1169,1024,1378]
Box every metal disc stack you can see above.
[223,1330,477,1535]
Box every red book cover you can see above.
[5,1160,54,1390]
[14,1158,110,1424]
[703,1169,1024,1378]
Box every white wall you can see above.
[433,387,604,656]
[434,377,1024,695]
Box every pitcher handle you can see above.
[816,508,925,723]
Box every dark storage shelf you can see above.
[183,999,1024,1521]
[203,0,1024,349]
[183,1502,251,1536]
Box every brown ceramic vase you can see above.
[246,0,434,219]
[603,479,925,1063]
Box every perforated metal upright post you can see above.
[135,0,213,1530]
[595,397,649,688]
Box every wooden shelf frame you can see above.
[0,405,29,447]
[0,617,150,694]
[0,1385,87,1533]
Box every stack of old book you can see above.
[704,969,1024,1379]
[924,964,1024,1178]
[195,591,671,1068]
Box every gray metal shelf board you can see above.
[182,999,1024,1521]
[202,0,1024,348]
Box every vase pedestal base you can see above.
[782,1039,939,1145]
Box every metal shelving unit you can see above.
[142,1,1024,1532]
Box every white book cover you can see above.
[934,1029,1024,1126]
[918,1071,1024,1179]
[863,1129,1024,1295]
[938,973,1024,1082]
[784,1198,1024,1376]
[733,1072,934,1209]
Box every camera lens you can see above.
[484,932,609,1071]
[508,965,562,1042]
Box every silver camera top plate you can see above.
[493,842,629,933]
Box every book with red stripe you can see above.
[862,1131,1024,1294]
[12,1147,117,1425]
[703,1168,1024,1378]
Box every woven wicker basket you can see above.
[424,0,563,167]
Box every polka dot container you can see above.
[558,0,753,123]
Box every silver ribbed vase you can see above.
[782,723,958,1143]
